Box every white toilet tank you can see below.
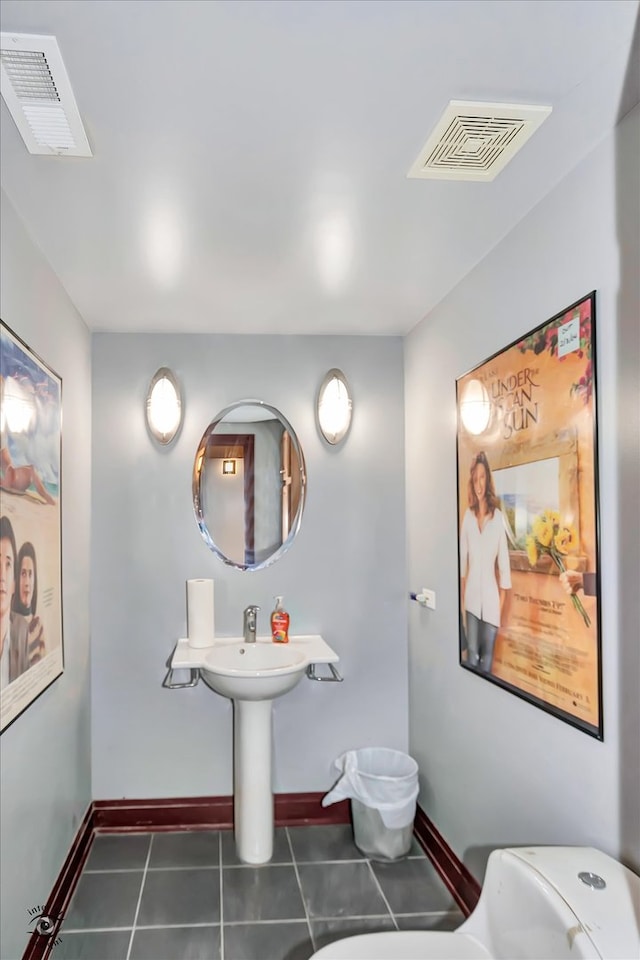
[463,846,640,959]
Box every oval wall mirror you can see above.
[193,400,307,571]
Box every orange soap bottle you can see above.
[271,596,290,644]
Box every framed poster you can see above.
[0,322,63,733]
[456,292,602,739]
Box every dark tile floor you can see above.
[52,824,463,960]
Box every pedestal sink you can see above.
[169,635,340,864]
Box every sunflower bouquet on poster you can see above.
[526,511,591,627]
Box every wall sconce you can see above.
[145,367,183,444]
[459,378,491,435]
[317,368,353,445]
[222,458,236,475]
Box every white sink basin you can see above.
[201,642,308,701]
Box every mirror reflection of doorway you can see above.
[281,430,301,542]
[205,435,255,565]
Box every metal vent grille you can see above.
[2,49,60,100]
[408,101,551,182]
[0,33,92,157]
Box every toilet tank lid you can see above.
[506,847,640,960]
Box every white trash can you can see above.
[322,748,419,861]
[351,798,415,861]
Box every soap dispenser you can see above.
[271,596,290,644]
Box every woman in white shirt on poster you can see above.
[460,451,512,674]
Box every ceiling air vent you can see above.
[0,32,92,157]
[408,100,551,182]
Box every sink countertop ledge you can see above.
[171,634,339,670]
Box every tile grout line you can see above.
[219,830,225,960]
[61,914,404,935]
[84,864,221,873]
[61,923,214,934]
[285,826,315,952]
[124,833,153,960]
[365,860,399,931]
[84,853,410,874]
[393,909,464,918]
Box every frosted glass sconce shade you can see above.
[459,378,491,435]
[317,369,352,445]
[146,367,182,444]
[222,458,236,475]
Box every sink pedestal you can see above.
[168,636,341,866]
[234,699,274,864]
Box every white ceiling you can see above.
[1,0,638,336]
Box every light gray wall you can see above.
[91,335,407,798]
[0,191,92,960]
[405,105,640,879]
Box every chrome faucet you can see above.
[243,605,260,643]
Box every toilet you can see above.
[310,846,640,959]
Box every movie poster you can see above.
[456,292,602,738]
[1,322,63,733]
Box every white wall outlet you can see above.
[422,588,436,610]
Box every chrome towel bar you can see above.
[306,662,343,682]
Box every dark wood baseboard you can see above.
[92,791,350,832]
[413,803,481,916]
[22,803,95,960]
[276,792,350,825]
[23,794,476,959]
[93,794,234,831]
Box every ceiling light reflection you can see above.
[144,204,184,287]
[316,210,353,294]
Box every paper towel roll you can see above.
[187,579,215,648]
